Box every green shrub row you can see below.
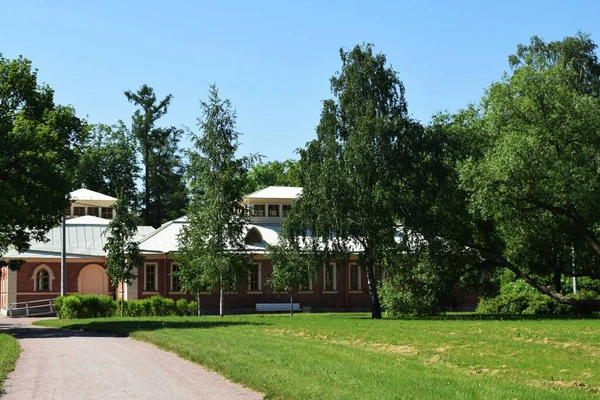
[53,295,198,319]
[53,294,117,319]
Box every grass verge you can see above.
[0,333,20,394]
[36,314,600,399]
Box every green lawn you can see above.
[36,314,600,400]
[0,333,20,394]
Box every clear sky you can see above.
[2,1,599,161]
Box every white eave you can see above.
[70,188,118,202]
[244,186,303,201]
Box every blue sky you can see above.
[2,1,599,161]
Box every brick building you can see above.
[1,187,372,315]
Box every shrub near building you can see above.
[53,295,196,318]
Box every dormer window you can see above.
[73,207,86,217]
[101,207,113,219]
[268,205,280,217]
[251,204,265,217]
[87,207,99,217]
[282,204,292,217]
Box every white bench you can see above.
[256,303,301,312]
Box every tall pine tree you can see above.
[125,85,187,227]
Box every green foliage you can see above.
[395,33,600,311]
[125,85,187,227]
[103,193,144,316]
[476,279,600,315]
[55,294,117,319]
[282,44,423,319]
[187,301,199,315]
[176,298,189,316]
[148,295,176,316]
[245,159,300,194]
[76,122,140,211]
[59,295,192,318]
[176,85,252,316]
[0,53,85,267]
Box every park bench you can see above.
[256,303,301,313]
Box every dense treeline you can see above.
[3,32,600,316]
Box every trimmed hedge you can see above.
[54,294,116,319]
[54,295,197,318]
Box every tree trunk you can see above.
[500,258,600,311]
[144,143,150,225]
[120,281,125,317]
[196,292,201,317]
[553,264,562,294]
[219,286,224,317]
[364,253,382,319]
[290,291,294,316]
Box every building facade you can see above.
[1,187,372,315]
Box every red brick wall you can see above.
[15,260,115,303]
[137,258,372,312]
[13,257,373,312]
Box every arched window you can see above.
[31,265,55,292]
[37,270,49,291]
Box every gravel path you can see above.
[0,318,262,400]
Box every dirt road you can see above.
[0,318,262,400]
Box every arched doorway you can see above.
[78,264,109,295]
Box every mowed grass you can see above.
[36,314,600,400]
[0,333,20,394]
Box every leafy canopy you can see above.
[0,54,84,269]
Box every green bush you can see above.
[188,301,199,315]
[380,277,440,317]
[55,294,192,318]
[476,279,598,315]
[175,299,188,316]
[56,294,116,319]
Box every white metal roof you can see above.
[244,186,303,200]
[2,219,155,259]
[70,188,117,202]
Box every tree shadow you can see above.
[1,319,267,340]
[56,319,267,337]
[344,313,600,321]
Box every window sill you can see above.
[169,291,185,294]
[224,291,238,295]
[348,290,363,294]
[322,290,338,294]
[247,290,263,295]
[199,291,212,295]
[297,290,314,294]
[142,291,159,295]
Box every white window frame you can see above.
[144,262,158,291]
[31,264,55,292]
[251,204,266,217]
[170,263,181,292]
[323,262,337,291]
[248,263,262,291]
[349,263,361,291]
[267,204,280,217]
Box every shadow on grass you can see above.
[344,313,600,321]
[52,319,268,337]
